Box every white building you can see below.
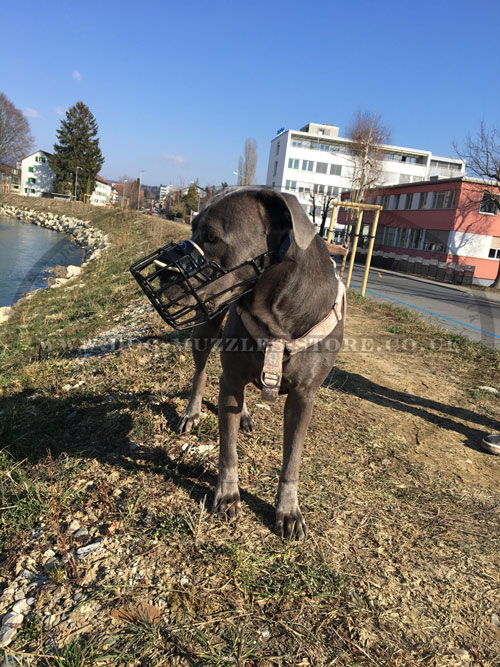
[266,122,465,224]
[20,150,55,196]
[90,175,111,206]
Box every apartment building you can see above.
[0,163,21,193]
[266,122,465,222]
[340,177,500,285]
[90,174,112,206]
[20,150,55,196]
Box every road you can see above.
[346,264,500,349]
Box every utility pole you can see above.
[137,170,144,210]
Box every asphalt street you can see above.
[346,264,500,349]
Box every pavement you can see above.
[346,263,500,348]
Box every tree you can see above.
[309,191,335,238]
[455,122,500,288]
[184,182,199,212]
[346,110,391,203]
[237,138,258,185]
[49,101,104,200]
[0,93,34,164]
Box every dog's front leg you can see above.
[177,310,226,434]
[213,373,244,520]
[275,387,315,540]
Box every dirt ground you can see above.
[1,209,499,664]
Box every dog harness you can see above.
[238,277,346,402]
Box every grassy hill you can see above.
[1,194,499,665]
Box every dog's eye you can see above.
[207,232,218,243]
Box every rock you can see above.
[11,599,29,614]
[1,612,24,628]
[0,306,12,324]
[0,625,16,648]
[68,519,81,534]
[72,527,89,539]
[491,613,500,628]
[478,385,498,394]
[76,539,103,557]
[18,569,37,582]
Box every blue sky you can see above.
[2,0,499,187]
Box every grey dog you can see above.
[173,187,345,539]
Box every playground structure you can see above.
[326,200,383,297]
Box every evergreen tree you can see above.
[49,102,104,200]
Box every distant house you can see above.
[90,174,111,206]
[0,162,21,194]
[20,150,55,196]
[339,177,500,285]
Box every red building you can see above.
[340,177,500,285]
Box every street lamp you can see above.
[137,170,144,210]
[122,179,128,209]
[74,166,82,201]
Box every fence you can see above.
[353,249,476,286]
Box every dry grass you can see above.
[1,194,500,666]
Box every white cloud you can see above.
[161,152,187,164]
[54,106,66,116]
[72,70,82,81]
[24,108,40,118]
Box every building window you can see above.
[273,161,278,177]
[29,166,34,173]
[42,157,46,163]
[292,139,302,148]
[432,190,457,209]
[302,160,314,171]
[479,192,499,215]
[405,193,413,209]
[393,194,401,210]
[489,237,500,258]
[313,183,325,194]
[423,230,449,252]
[408,228,424,249]
[326,185,339,197]
[276,142,280,155]
[330,164,342,176]
[384,227,398,246]
[28,177,36,184]
[288,158,300,169]
[285,180,297,191]
[316,162,328,174]
[419,192,429,209]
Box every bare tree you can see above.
[346,110,391,203]
[237,138,257,185]
[0,93,34,165]
[455,121,500,287]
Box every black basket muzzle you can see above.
[129,239,276,330]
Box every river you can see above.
[0,215,83,307]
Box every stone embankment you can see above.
[0,205,111,322]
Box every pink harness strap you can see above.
[240,281,346,402]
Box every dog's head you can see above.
[140,187,318,328]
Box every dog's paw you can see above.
[213,483,241,520]
[240,411,254,433]
[177,411,200,434]
[274,507,307,540]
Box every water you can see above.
[0,215,84,307]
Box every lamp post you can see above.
[74,166,82,201]
[122,179,128,209]
[137,170,144,210]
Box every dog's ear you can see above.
[278,192,317,250]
